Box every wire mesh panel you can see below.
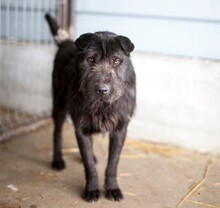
[0,0,67,140]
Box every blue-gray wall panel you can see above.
[77,0,220,21]
[75,14,220,59]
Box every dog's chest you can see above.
[91,111,118,132]
[80,107,120,133]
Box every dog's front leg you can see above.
[105,126,127,201]
[75,130,100,202]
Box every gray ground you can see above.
[0,123,219,208]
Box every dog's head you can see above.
[75,31,135,104]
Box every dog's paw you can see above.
[106,188,123,201]
[84,189,100,202]
[51,160,66,171]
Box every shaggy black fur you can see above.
[45,14,136,202]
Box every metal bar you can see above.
[23,0,27,41]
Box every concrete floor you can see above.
[0,123,220,208]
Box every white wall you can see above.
[0,43,55,114]
[128,53,220,154]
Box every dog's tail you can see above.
[45,13,71,45]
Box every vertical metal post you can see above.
[59,0,74,38]
[59,0,66,29]
[68,0,74,38]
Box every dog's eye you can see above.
[87,57,95,63]
[113,58,122,66]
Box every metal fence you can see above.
[0,0,73,140]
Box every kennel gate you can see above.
[0,0,74,140]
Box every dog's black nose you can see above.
[95,84,110,95]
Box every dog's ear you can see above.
[75,33,95,50]
[118,35,135,55]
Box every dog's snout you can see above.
[95,84,110,95]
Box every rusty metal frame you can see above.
[59,0,75,37]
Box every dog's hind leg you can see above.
[51,105,66,170]
[105,126,127,201]
[75,130,100,202]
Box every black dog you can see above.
[45,14,136,202]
